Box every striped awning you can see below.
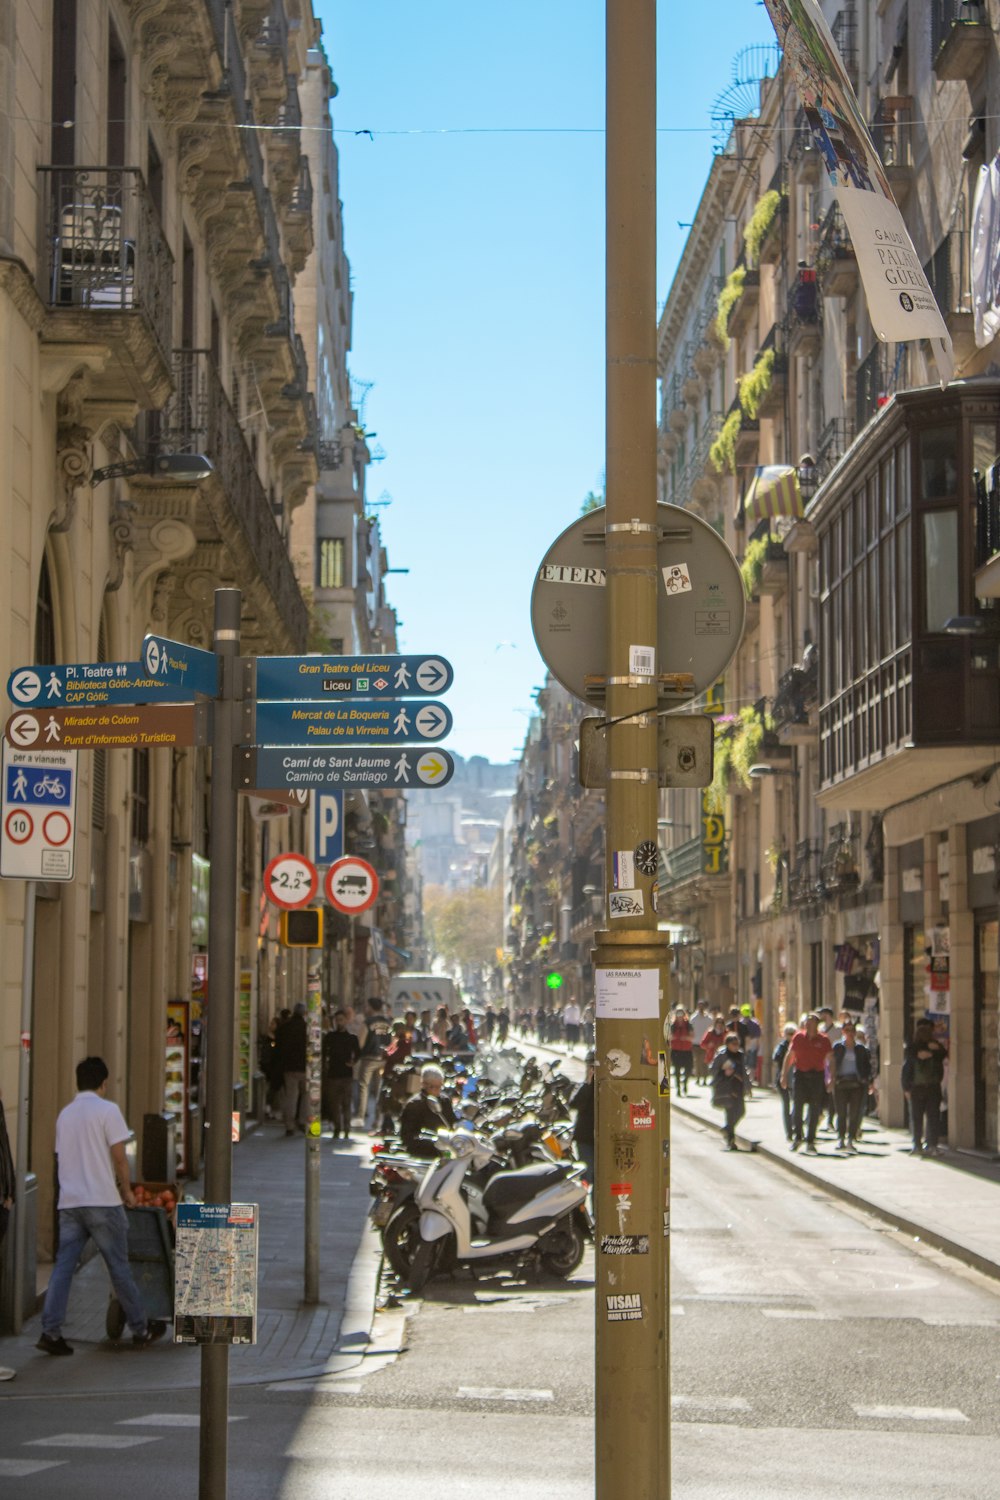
[743,465,804,526]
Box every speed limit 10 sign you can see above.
[263,852,318,909]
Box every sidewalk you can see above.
[671,1080,1000,1282]
[0,1122,381,1398]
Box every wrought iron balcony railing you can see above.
[38,165,173,360]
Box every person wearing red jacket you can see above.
[780,1014,832,1155]
[669,1009,694,1096]
[700,1016,728,1074]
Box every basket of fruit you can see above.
[105,1182,179,1340]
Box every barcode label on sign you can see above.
[629,645,655,676]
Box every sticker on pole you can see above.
[263,852,318,909]
[324,856,378,915]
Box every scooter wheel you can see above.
[382,1203,422,1279]
[539,1215,586,1278]
[407,1238,437,1294]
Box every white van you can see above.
[387,973,459,1020]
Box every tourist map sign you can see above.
[173,1202,259,1346]
[4,704,204,751]
[254,653,453,701]
[253,698,451,746]
[239,747,455,791]
[143,634,219,697]
[0,742,78,881]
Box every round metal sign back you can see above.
[530,503,746,706]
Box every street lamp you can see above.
[797,452,818,502]
[91,452,214,486]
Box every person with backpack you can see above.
[710,1033,749,1151]
[829,1019,872,1152]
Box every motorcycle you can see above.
[384,1129,590,1293]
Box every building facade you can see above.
[655,0,1000,1145]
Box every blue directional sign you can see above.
[254,654,453,701]
[253,699,452,747]
[313,790,344,867]
[239,747,455,791]
[7,662,202,708]
[143,635,219,697]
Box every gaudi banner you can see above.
[764,0,954,386]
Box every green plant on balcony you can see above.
[731,703,776,786]
[744,189,783,267]
[706,715,737,813]
[737,348,775,421]
[739,534,769,598]
[714,266,746,348]
[710,407,742,474]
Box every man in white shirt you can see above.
[37,1057,166,1356]
[562,1001,582,1049]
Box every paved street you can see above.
[4,1101,1000,1497]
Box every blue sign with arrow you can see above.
[239,746,455,791]
[7,662,204,708]
[253,699,452,746]
[143,635,219,697]
[254,654,453,701]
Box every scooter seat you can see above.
[482,1162,566,1214]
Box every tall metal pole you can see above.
[595,2,670,1497]
[200,588,242,1500]
[12,881,36,1334]
[304,965,322,1304]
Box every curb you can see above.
[671,1095,1000,1286]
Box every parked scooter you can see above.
[384,1129,590,1292]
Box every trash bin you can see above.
[142,1113,176,1183]
[105,1202,175,1340]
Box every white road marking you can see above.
[672,1395,750,1412]
[921,1316,1000,1328]
[0,1459,68,1477]
[265,1381,362,1394]
[118,1414,248,1427]
[761,1308,836,1321]
[26,1434,161,1450]
[457,1386,554,1402]
[670,1305,685,1315]
[853,1405,970,1423]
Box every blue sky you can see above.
[318,1,777,763]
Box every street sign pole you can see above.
[200,589,242,1500]
[595,3,670,1498]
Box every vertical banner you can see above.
[764,0,953,385]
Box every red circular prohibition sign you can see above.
[5,808,34,844]
[43,811,72,846]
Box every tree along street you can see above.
[4,1111,1000,1496]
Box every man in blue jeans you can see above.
[37,1056,166,1355]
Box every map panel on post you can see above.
[7,662,201,708]
[254,654,453,701]
[239,747,455,791]
[253,699,452,746]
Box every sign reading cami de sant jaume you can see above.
[764,0,954,387]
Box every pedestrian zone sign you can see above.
[0,742,78,881]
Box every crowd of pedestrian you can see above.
[670,998,948,1161]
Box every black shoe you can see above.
[36,1333,74,1357]
[285,1129,295,1137]
[133,1320,167,1348]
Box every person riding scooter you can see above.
[400,1064,457,1158]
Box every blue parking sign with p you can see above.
[313,791,343,868]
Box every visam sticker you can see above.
[606,1293,644,1322]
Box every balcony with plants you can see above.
[740,527,788,600]
[716,261,760,346]
[710,398,758,477]
[37,165,174,409]
[742,330,787,421]
[706,702,782,812]
[744,184,786,269]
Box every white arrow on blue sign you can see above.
[253,699,452,746]
[7,662,204,708]
[240,747,455,791]
[143,635,218,697]
[254,654,453,701]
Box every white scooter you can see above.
[384,1130,590,1292]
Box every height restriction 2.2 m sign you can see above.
[0,743,79,881]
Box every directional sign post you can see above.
[253,699,451,746]
[238,747,455,792]
[7,661,203,708]
[5,704,204,751]
[143,634,219,698]
[1,743,78,880]
[254,653,453,701]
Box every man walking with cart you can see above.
[37,1057,166,1355]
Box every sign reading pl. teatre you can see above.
[764,0,953,385]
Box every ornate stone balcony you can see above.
[37,166,174,410]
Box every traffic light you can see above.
[545,971,564,991]
[280,908,324,948]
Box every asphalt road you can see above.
[4,1090,1000,1497]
